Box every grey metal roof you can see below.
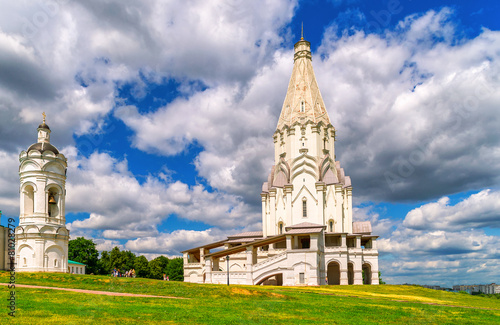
[38,122,50,130]
[27,142,59,155]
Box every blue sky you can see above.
[1,0,500,286]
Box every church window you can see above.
[278,222,284,234]
[302,198,307,218]
[24,185,35,216]
[301,101,305,112]
[299,272,305,284]
[54,259,58,267]
[329,221,333,232]
[23,258,27,266]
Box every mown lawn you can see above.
[1,272,500,324]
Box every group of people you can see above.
[110,268,171,280]
[112,268,136,278]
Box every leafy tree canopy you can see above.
[68,237,99,274]
[134,255,150,278]
[166,257,184,281]
[149,256,169,280]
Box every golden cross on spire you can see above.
[42,112,46,123]
[301,22,304,40]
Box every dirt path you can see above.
[0,283,188,299]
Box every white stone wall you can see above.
[69,264,86,274]
[184,232,379,286]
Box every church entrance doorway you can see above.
[256,273,283,286]
[327,261,340,285]
[348,262,354,285]
[362,263,372,284]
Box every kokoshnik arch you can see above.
[183,36,380,286]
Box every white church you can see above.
[182,36,379,286]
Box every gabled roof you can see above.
[227,231,263,239]
[285,222,325,230]
[286,227,324,234]
[352,221,372,234]
[181,239,228,253]
[68,260,86,266]
[205,235,287,259]
[226,237,262,244]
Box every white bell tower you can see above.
[15,113,69,272]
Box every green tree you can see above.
[68,237,99,274]
[378,271,386,285]
[149,256,169,280]
[166,257,184,281]
[98,250,112,275]
[134,255,151,278]
[108,247,136,274]
[121,250,137,271]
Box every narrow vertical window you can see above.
[24,185,35,217]
[299,272,305,284]
[301,101,305,112]
[329,221,333,232]
[279,222,283,234]
[302,198,307,218]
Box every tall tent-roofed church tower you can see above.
[182,34,379,286]
[15,113,69,272]
[261,34,352,237]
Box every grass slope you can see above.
[1,271,500,324]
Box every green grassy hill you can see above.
[1,271,499,324]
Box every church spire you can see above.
[276,35,331,131]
